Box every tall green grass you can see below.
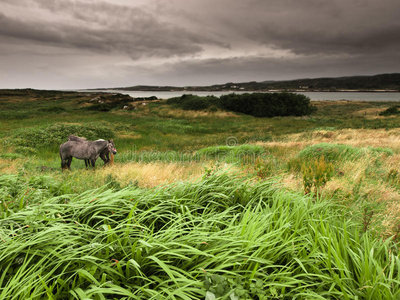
[196,144,265,164]
[1,172,399,299]
[116,144,265,165]
[298,143,393,162]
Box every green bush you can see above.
[10,123,114,149]
[219,92,316,117]
[254,156,278,178]
[166,92,316,117]
[379,106,400,116]
[166,94,218,111]
[301,156,334,195]
[85,94,134,112]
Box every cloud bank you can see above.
[1,0,399,89]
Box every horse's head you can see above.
[107,139,117,154]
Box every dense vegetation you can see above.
[2,89,400,298]
[166,94,219,111]
[379,105,400,116]
[167,92,316,117]
[1,172,400,299]
[218,93,315,117]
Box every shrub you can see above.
[10,123,114,149]
[379,106,400,116]
[301,156,334,195]
[166,94,218,111]
[166,92,316,117]
[254,156,278,178]
[219,92,316,117]
[85,94,134,111]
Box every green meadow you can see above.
[2,89,400,299]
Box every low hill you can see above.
[112,73,400,92]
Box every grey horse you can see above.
[60,138,117,170]
[67,135,115,167]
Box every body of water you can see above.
[75,89,400,101]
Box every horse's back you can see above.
[61,141,95,159]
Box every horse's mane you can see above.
[68,135,87,142]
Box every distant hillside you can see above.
[113,73,400,92]
[256,73,400,91]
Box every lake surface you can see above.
[75,89,400,101]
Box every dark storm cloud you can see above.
[1,0,399,89]
[3,0,400,59]
[238,0,400,55]
[0,0,227,59]
[165,0,400,56]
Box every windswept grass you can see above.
[3,91,400,298]
[298,143,393,163]
[1,172,400,299]
[196,144,265,163]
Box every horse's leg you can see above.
[100,152,109,165]
[60,154,68,171]
[68,157,73,170]
[91,159,96,169]
[85,159,89,169]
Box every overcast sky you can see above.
[1,0,400,89]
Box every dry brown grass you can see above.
[156,107,239,119]
[256,128,400,151]
[116,132,142,139]
[100,162,204,188]
[260,135,400,238]
[0,158,20,173]
[352,107,389,118]
[381,201,400,238]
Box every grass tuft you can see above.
[298,143,392,163]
